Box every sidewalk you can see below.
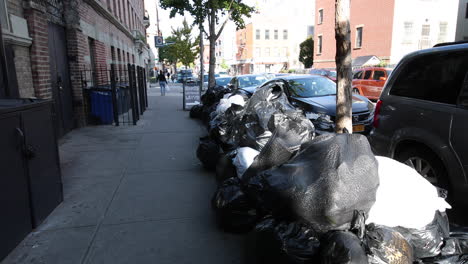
[2,84,247,263]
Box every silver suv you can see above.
[369,42,468,217]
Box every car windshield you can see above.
[216,77,232,86]
[238,75,268,88]
[288,77,337,97]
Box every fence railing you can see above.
[80,63,148,126]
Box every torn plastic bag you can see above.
[189,104,203,119]
[320,231,369,264]
[216,151,237,183]
[232,147,260,179]
[245,133,379,232]
[211,177,258,233]
[365,224,413,264]
[254,217,320,264]
[395,211,450,259]
[243,110,315,180]
[367,156,451,229]
[196,136,220,170]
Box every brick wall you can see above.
[313,0,395,68]
[7,0,23,17]
[24,8,52,99]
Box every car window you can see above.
[457,73,468,107]
[364,71,372,79]
[288,77,337,98]
[238,75,268,88]
[353,71,363,79]
[390,50,468,105]
[215,77,232,86]
[328,71,337,78]
[373,70,386,80]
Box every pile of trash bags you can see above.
[191,82,467,263]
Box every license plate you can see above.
[353,124,365,132]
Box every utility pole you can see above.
[199,23,204,94]
[155,0,163,71]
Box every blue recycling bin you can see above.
[90,90,114,124]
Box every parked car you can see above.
[203,73,221,89]
[227,74,269,95]
[369,42,468,214]
[215,76,233,88]
[309,69,337,81]
[351,67,392,100]
[259,75,375,134]
[177,69,194,83]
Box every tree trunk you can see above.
[199,23,204,92]
[208,8,217,89]
[334,0,353,133]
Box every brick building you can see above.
[1,0,152,136]
[314,0,459,69]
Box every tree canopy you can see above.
[158,19,200,68]
[299,37,314,68]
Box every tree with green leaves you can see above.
[299,37,314,68]
[158,19,200,72]
[160,0,255,88]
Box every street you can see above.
[1,84,247,264]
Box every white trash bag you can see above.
[232,147,260,179]
[366,156,451,229]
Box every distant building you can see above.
[314,0,459,69]
[233,0,315,74]
[455,0,468,41]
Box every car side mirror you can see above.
[379,77,387,81]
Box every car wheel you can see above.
[395,147,449,189]
[352,88,360,95]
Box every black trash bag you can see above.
[243,110,315,180]
[189,104,203,119]
[395,211,450,259]
[215,104,247,151]
[238,81,306,151]
[211,177,258,233]
[417,254,468,264]
[449,225,468,254]
[245,133,379,232]
[201,85,231,107]
[201,103,218,125]
[196,136,220,170]
[320,231,369,264]
[365,224,414,264]
[215,151,237,184]
[254,217,320,264]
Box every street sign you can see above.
[155,36,164,47]
[183,81,201,110]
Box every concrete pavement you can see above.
[2,83,248,264]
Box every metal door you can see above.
[48,23,74,137]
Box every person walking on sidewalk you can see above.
[157,70,168,96]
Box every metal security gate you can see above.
[48,23,74,137]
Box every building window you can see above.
[265,47,270,57]
[420,24,431,49]
[355,27,363,48]
[273,47,279,57]
[317,35,322,54]
[281,47,287,57]
[256,29,260,40]
[283,29,288,40]
[274,29,278,40]
[437,22,448,43]
[318,9,323,24]
[265,29,270,40]
[255,47,260,57]
[403,21,413,44]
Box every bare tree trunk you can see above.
[208,8,217,89]
[199,23,204,92]
[335,0,353,133]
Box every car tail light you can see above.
[373,100,383,128]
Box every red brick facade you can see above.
[314,0,395,68]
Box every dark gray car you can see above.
[369,42,468,214]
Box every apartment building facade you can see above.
[313,0,459,69]
[455,0,468,41]
[1,0,151,136]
